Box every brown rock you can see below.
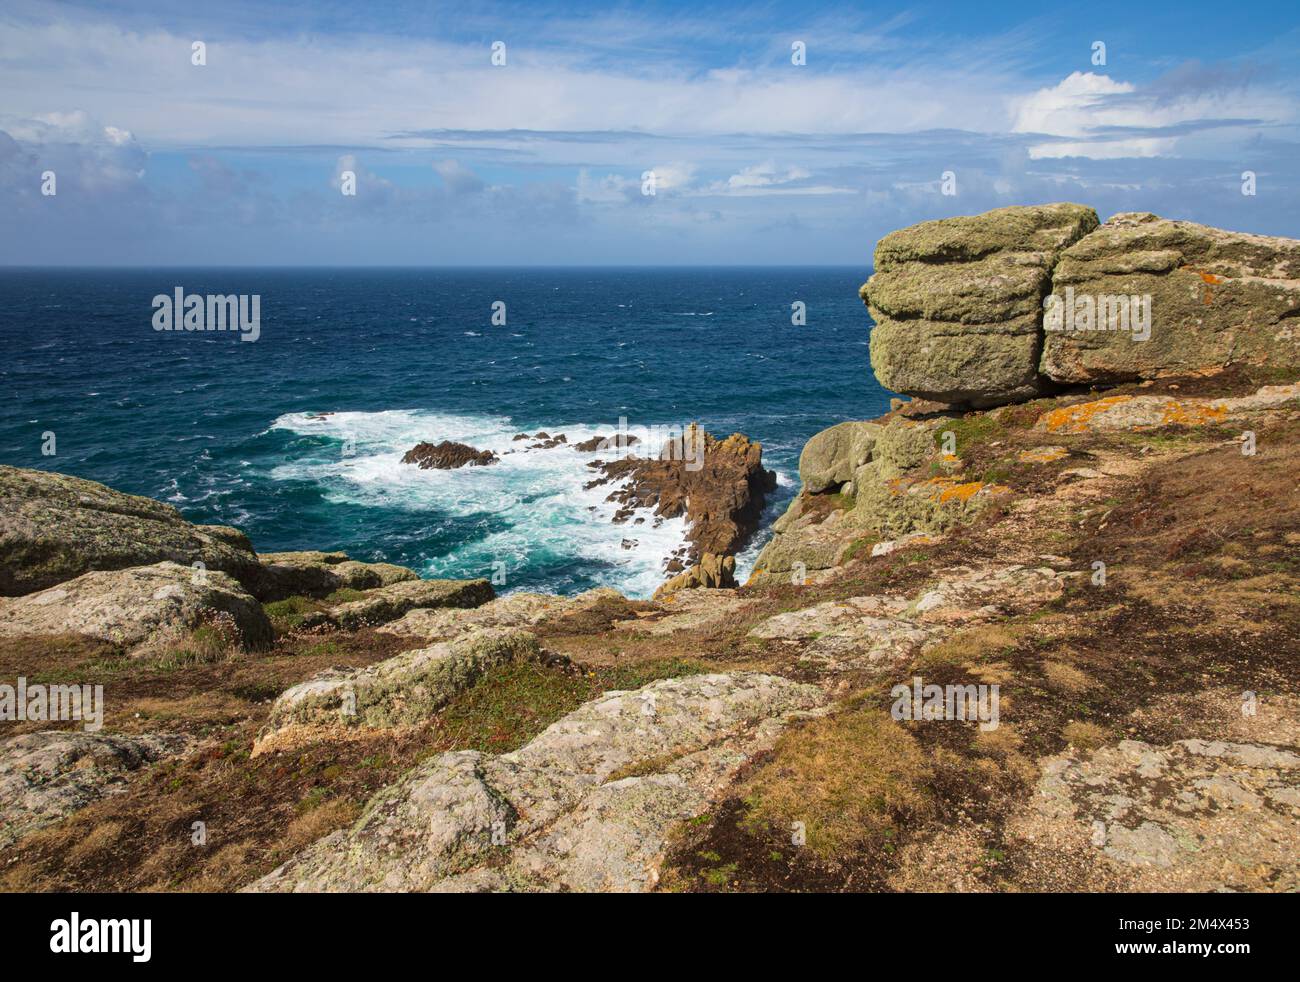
[594,424,776,563]
[401,441,498,469]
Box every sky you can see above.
[1,0,1298,265]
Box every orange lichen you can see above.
[1160,401,1228,427]
[938,481,986,503]
[1018,446,1069,464]
[1040,395,1134,434]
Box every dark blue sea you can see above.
[0,269,888,597]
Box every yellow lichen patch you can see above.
[1018,446,1068,464]
[938,481,986,503]
[1040,395,1134,434]
[1159,400,1228,427]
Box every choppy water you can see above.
[0,268,889,597]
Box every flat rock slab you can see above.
[378,588,617,639]
[614,589,759,637]
[748,564,1067,672]
[1033,731,1300,890]
[0,561,271,655]
[256,628,541,748]
[302,577,494,630]
[0,465,260,597]
[1035,382,1300,435]
[247,672,826,892]
[0,730,193,849]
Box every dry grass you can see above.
[739,706,933,859]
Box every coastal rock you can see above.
[1034,382,1300,434]
[1032,731,1300,888]
[862,203,1099,407]
[256,628,540,747]
[574,433,640,453]
[0,465,261,597]
[799,421,881,493]
[252,551,419,601]
[592,424,776,562]
[1042,213,1300,385]
[0,731,193,849]
[247,672,826,892]
[401,441,498,469]
[378,588,622,639]
[651,553,735,600]
[302,577,495,630]
[0,561,272,656]
[748,564,1067,672]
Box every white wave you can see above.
[268,409,698,597]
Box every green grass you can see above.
[263,595,322,631]
[432,656,707,756]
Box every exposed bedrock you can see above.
[861,205,1300,408]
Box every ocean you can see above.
[0,268,890,598]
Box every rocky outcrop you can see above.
[0,731,192,849]
[252,551,418,602]
[752,414,1009,584]
[798,421,881,493]
[1034,381,1300,434]
[1031,734,1300,889]
[748,563,1067,672]
[246,673,826,892]
[300,577,495,630]
[0,561,272,655]
[1043,212,1300,385]
[862,206,1300,408]
[377,587,623,639]
[573,433,639,453]
[0,465,261,597]
[862,203,1099,408]
[256,628,540,748]
[590,424,776,562]
[402,441,498,469]
[652,553,735,600]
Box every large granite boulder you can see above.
[1041,212,1300,384]
[0,561,272,655]
[798,421,881,493]
[0,466,261,597]
[862,204,1099,407]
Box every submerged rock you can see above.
[0,465,261,597]
[401,441,498,469]
[0,561,272,655]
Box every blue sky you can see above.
[1,0,1298,264]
